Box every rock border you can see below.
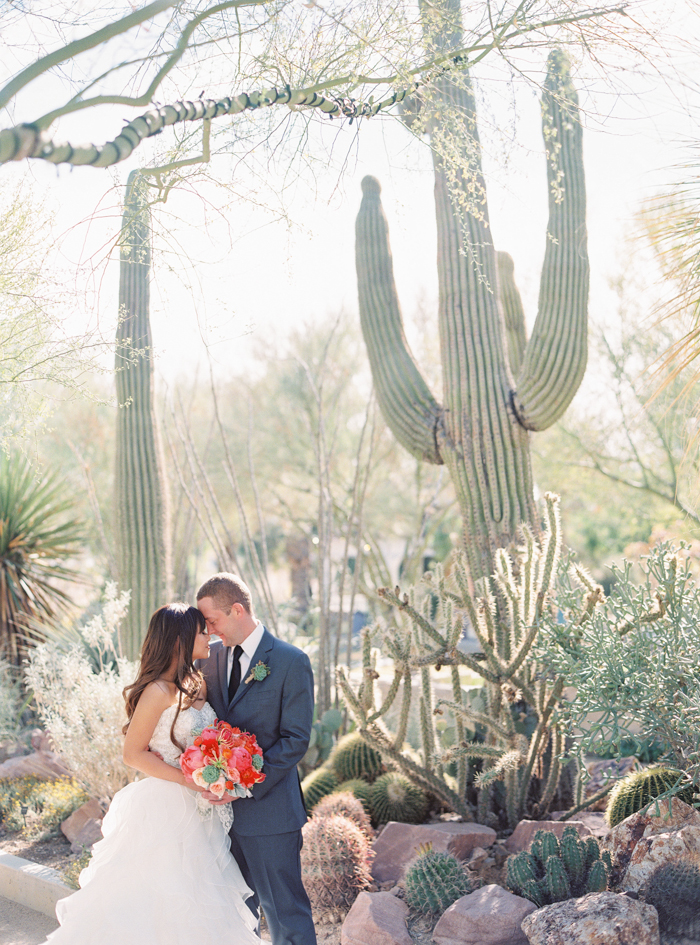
[0,852,73,916]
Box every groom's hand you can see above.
[201,791,239,804]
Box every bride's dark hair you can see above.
[122,602,205,750]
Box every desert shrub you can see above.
[0,775,88,836]
[0,658,25,742]
[24,584,138,801]
[537,544,700,789]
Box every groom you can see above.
[195,572,317,945]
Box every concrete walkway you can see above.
[0,897,58,945]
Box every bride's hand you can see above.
[201,791,239,805]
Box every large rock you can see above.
[61,799,104,843]
[341,891,412,945]
[371,822,496,884]
[521,891,660,945]
[504,819,591,854]
[549,810,610,840]
[621,825,700,893]
[69,818,103,855]
[433,884,536,945]
[609,798,700,880]
[0,749,70,781]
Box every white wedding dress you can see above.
[46,702,260,945]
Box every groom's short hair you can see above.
[196,573,253,615]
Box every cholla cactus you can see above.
[506,827,610,907]
[300,813,373,914]
[338,493,585,828]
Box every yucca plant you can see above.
[0,452,85,664]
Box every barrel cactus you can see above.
[301,767,339,811]
[370,772,429,826]
[605,767,695,827]
[334,778,372,814]
[404,847,472,916]
[313,791,373,838]
[644,861,700,935]
[331,731,384,783]
[506,827,610,906]
[300,813,373,913]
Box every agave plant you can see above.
[0,452,85,664]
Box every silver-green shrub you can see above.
[24,583,137,801]
[537,543,700,789]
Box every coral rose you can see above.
[180,746,206,780]
[231,746,253,772]
[209,776,227,798]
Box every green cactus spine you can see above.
[644,861,700,933]
[313,791,373,838]
[404,848,472,916]
[334,778,372,814]
[115,170,171,658]
[355,1,588,584]
[369,772,429,826]
[506,827,608,906]
[300,813,373,913]
[301,767,339,811]
[331,731,384,783]
[605,766,695,827]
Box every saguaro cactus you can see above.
[355,8,588,581]
[115,170,171,658]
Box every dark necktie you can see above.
[228,645,243,703]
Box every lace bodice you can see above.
[149,702,217,768]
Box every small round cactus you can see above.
[301,767,339,811]
[605,766,695,828]
[369,772,429,826]
[301,813,374,914]
[331,731,384,783]
[404,848,472,916]
[334,778,372,813]
[313,791,373,838]
[644,861,700,932]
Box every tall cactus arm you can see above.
[115,170,171,658]
[497,251,527,378]
[355,175,445,464]
[512,49,589,432]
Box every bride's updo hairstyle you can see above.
[122,602,205,749]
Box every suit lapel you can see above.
[230,627,274,710]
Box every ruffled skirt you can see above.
[47,778,259,945]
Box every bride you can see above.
[46,602,261,945]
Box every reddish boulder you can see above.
[433,884,535,945]
[521,891,659,945]
[371,821,496,885]
[341,892,411,945]
[70,818,103,855]
[61,798,104,843]
[609,798,700,881]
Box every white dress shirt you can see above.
[226,619,265,685]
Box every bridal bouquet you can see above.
[180,720,265,799]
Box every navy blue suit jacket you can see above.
[197,629,313,836]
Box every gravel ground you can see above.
[0,897,58,945]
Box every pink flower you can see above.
[180,747,206,781]
[226,765,240,784]
[192,769,208,789]
[231,746,253,772]
[209,776,228,798]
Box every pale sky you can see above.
[3,2,699,394]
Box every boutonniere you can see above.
[245,660,271,684]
